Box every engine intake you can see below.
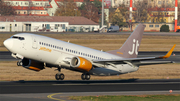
[22,58,44,71]
[70,57,92,72]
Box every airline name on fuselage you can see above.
[39,47,52,52]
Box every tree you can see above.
[0,1,16,16]
[111,13,126,27]
[93,0,102,14]
[177,3,180,23]
[108,8,116,23]
[54,0,81,16]
[80,2,100,23]
[110,4,128,27]
[133,0,149,22]
[160,24,170,32]
[118,4,129,23]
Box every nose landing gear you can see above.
[55,73,65,80]
[17,60,23,66]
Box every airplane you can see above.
[3,24,176,80]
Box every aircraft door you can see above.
[32,36,38,49]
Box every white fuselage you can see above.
[5,33,139,76]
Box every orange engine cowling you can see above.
[70,57,92,72]
[22,58,44,71]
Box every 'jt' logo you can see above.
[128,39,139,55]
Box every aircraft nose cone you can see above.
[3,39,13,50]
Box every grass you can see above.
[70,94,180,101]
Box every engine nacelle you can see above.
[70,57,92,72]
[22,58,44,71]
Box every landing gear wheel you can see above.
[17,61,22,66]
[81,73,90,80]
[55,73,65,80]
[55,74,60,80]
[85,74,90,80]
[59,73,65,80]
[81,73,86,80]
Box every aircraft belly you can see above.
[89,64,139,76]
[89,68,120,76]
[120,64,139,73]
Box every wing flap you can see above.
[134,61,174,66]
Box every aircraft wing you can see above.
[93,44,176,65]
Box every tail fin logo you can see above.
[128,39,139,55]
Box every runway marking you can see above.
[47,93,65,101]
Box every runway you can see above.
[1,79,180,94]
[0,79,180,101]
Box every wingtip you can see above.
[160,44,176,59]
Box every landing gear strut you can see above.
[55,67,65,80]
[81,73,91,80]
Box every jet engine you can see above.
[70,57,92,72]
[21,58,45,71]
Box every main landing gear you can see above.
[55,67,65,80]
[54,67,91,80]
[81,73,91,80]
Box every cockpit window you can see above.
[12,36,25,40]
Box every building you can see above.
[0,16,99,32]
[148,0,175,8]
[3,0,108,16]
[111,0,176,8]
[3,0,59,16]
[112,0,147,8]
